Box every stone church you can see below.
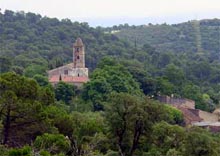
[48,38,89,87]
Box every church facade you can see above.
[48,38,89,87]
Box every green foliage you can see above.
[34,133,70,155]
[164,64,185,87]
[184,127,220,156]
[33,74,50,87]
[105,150,119,156]
[82,57,142,110]
[0,145,9,155]
[71,112,104,139]
[55,81,75,104]
[24,65,47,78]
[0,57,12,73]
[105,22,220,109]
[166,149,183,156]
[150,122,185,155]
[182,84,209,111]
[82,77,112,110]
[1,9,220,110]
[69,112,106,155]
[163,105,184,124]
[0,10,135,74]
[156,77,175,95]
[0,72,55,146]
[39,86,55,106]
[2,9,220,156]
[105,92,176,156]
[39,150,50,156]
[8,146,32,156]
[110,20,220,56]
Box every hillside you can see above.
[107,19,220,60]
[0,10,134,74]
[1,9,220,156]
[1,10,220,111]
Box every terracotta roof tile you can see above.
[49,75,89,83]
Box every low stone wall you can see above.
[157,95,195,109]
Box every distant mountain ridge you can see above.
[105,19,220,58]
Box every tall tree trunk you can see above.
[117,113,127,156]
[3,105,11,145]
[129,120,142,156]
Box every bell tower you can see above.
[48,37,89,87]
[71,38,88,77]
[73,38,85,68]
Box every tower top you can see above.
[74,38,84,46]
[73,37,85,68]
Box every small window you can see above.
[78,73,80,77]
[76,48,80,52]
[64,70,68,75]
[77,56,80,59]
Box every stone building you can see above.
[158,95,220,132]
[48,38,89,87]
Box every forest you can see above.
[1,10,220,155]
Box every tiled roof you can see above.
[49,75,89,83]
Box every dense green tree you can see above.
[163,105,184,124]
[105,92,181,156]
[33,74,50,87]
[119,59,157,96]
[0,57,12,73]
[11,66,24,75]
[156,77,175,96]
[184,127,220,156]
[105,93,146,156]
[164,64,185,87]
[24,64,47,78]
[182,84,209,110]
[82,77,112,110]
[55,81,75,104]
[82,58,142,110]
[0,72,54,146]
[157,52,172,68]
[34,133,71,155]
[70,112,106,156]
[189,61,211,81]
[148,122,185,155]
[8,146,32,156]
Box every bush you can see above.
[34,133,70,155]
[8,146,32,156]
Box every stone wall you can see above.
[48,63,73,78]
[157,95,195,109]
[71,68,88,77]
[47,63,88,78]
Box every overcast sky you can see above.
[1,0,220,27]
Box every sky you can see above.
[1,0,220,27]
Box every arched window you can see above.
[77,56,80,59]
